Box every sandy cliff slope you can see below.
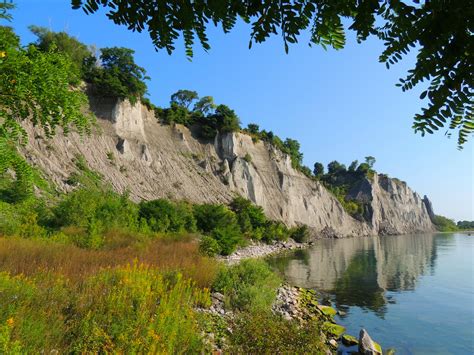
[21,98,435,237]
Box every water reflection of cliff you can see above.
[270,234,438,317]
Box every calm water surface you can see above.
[268,233,474,354]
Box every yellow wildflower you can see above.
[0,51,6,58]
[6,317,14,327]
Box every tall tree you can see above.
[84,47,149,104]
[313,162,324,178]
[29,26,91,76]
[72,0,473,147]
[193,95,216,115]
[171,89,199,109]
[365,156,376,169]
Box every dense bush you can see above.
[213,259,281,312]
[457,220,474,230]
[199,235,222,256]
[290,225,310,243]
[53,188,139,231]
[433,215,458,232]
[139,199,196,233]
[230,197,266,236]
[195,104,241,139]
[229,310,327,353]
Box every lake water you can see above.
[268,233,474,354]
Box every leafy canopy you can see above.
[0,26,92,144]
[29,25,92,76]
[84,47,149,104]
[72,0,473,147]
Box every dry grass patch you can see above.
[0,235,218,287]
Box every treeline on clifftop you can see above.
[1,24,379,211]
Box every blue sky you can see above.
[9,1,473,221]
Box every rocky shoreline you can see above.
[211,241,386,354]
[218,238,308,264]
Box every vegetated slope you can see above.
[22,97,435,237]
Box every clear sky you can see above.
[8,0,473,221]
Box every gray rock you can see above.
[358,329,382,355]
[212,292,225,302]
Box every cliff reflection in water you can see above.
[269,233,438,318]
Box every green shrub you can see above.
[139,199,196,233]
[52,188,139,234]
[213,259,281,312]
[210,225,244,255]
[229,310,327,354]
[262,221,290,242]
[199,236,222,256]
[0,200,49,238]
[230,197,266,236]
[433,215,458,232]
[193,204,238,234]
[243,153,252,163]
[290,225,310,243]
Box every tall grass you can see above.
[0,236,217,287]
[0,264,211,353]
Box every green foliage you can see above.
[138,199,196,234]
[290,225,310,243]
[0,26,93,145]
[196,104,241,139]
[0,2,14,21]
[194,204,238,234]
[52,188,140,247]
[213,259,281,312]
[210,225,243,256]
[0,265,210,353]
[243,153,252,163]
[160,102,193,125]
[0,139,34,202]
[84,47,149,105]
[433,215,458,232]
[262,220,290,243]
[74,1,474,147]
[69,265,209,353]
[246,123,260,135]
[199,236,221,257]
[229,310,327,353]
[283,138,303,169]
[327,160,347,175]
[29,26,91,78]
[313,162,325,178]
[170,89,198,109]
[193,96,216,115]
[0,199,49,238]
[324,184,364,219]
[193,204,243,255]
[457,221,474,230]
[230,197,266,234]
[365,156,376,169]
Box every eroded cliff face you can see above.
[22,98,435,237]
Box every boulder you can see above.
[322,322,345,338]
[341,334,358,346]
[358,329,382,355]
